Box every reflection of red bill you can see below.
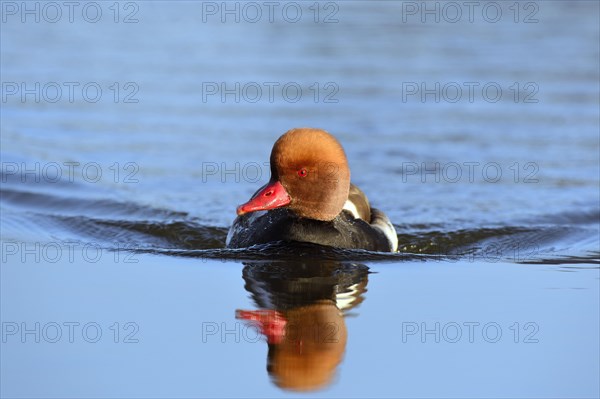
[236,309,287,345]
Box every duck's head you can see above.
[237,128,351,221]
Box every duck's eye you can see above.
[297,168,308,178]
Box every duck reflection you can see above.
[236,261,369,391]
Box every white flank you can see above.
[342,200,361,219]
[371,209,399,252]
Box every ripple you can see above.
[2,186,598,265]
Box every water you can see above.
[1,1,599,397]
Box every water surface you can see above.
[1,1,599,397]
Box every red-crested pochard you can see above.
[226,128,398,252]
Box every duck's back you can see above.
[226,207,393,252]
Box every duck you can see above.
[226,128,398,252]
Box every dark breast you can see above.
[227,208,392,252]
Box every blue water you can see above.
[1,1,599,397]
